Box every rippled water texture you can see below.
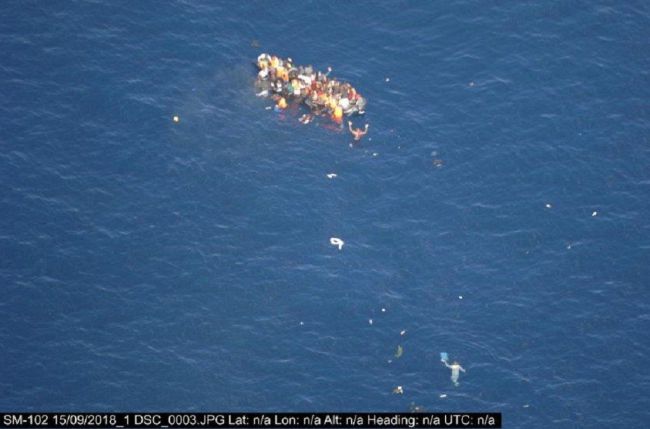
[1,1,649,427]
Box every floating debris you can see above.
[369,319,373,325]
[172,115,180,123]
[592,211,598,217]
[395,345,404,359]
[439,394,447,398]
[409,403,427,413]
[393,386,403,394]
[326,173,337,179]
[400,330,406,336]
[330,237,344,250]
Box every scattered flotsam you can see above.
[326,173,337,179]
[330,237,344,250]
[172,115,180,123]
[381,307,386,312]
[400,330,406,336]
[592,211,598,217]
[392,386,403,394]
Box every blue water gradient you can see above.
[1,1,649,427]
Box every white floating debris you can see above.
[172,115,180,123]
[592,211,598,217]
[440,394,447,398]
[330,237,344,250]
[458,295,463,300]
[265,106,272,110]
[299,321,304,326]
[523,404,530,408]
[381,308,386,313]
[545,203,552,208]
[393,386,403,394]
[400,330,406,336]
[385,77,390,82]
[326,173,337,179]
[373,152,378,157]
[369,319,373,325]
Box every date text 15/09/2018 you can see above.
[0,413,502,428]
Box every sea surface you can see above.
[1,1,649,427]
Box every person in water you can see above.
[348,121,369,141]
[444,360,466,386]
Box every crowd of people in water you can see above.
[255,53,369,140]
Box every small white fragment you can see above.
[369,319,373,325]
[440,394,447,398]
[326,173,337,179]
[459,295,463,300]
[400,330,406,336]
[172,115,180,123]
[265,106,272,110]
[373,152,378,157]
[381,308,386,313]
[592,211,598,217]
[299,321,304,326]
[330,237,344,250]
[388,359,392,363]
[545,203,552,208]
[385,77,390,82]
[523,404,530,408]
[393,385,403,394]
[368,138,372,141]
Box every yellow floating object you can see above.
[277,97,287,109]
[333,106,343,119]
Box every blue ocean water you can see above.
[1,0,649,427]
